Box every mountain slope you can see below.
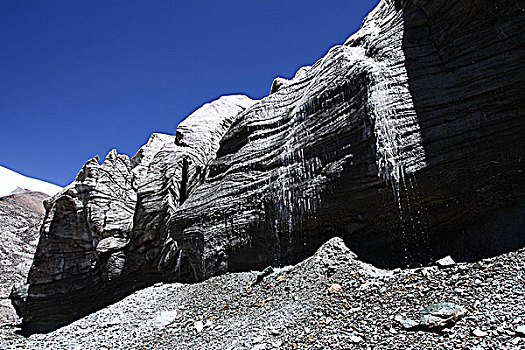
[0,167,61,322]
[0,191,47,323]
[0,166,61,198]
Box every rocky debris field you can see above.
[1,237,524,349]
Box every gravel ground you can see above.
[1,237,524,349]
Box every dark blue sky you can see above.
[0,0,379,187]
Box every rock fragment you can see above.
[472,328,488,337]
[396,303,467,332]
[397,318,419,330]
[516,325,525,337]
[328,284,342,293]
[349,335,363,343]
[436,256,456,268]
[254,267,275,284]
[419,303,467,330]
[195,320,204,333]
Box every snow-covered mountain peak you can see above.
[0,165,62,198]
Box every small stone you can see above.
[195,320,204,333]
[398,318,419,329]
[328,283,342,293]
[255,266,274,284]
[472,328,488,337]
[154,310,178,329]
[253,336,264,344]
[515,325,525,337]
[436,256,455,267]
[272,340,283,347]
[350,335,363,343]
[419,303,467,330]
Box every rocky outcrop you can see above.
[0,192,47,323]
[12,0,525,333]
